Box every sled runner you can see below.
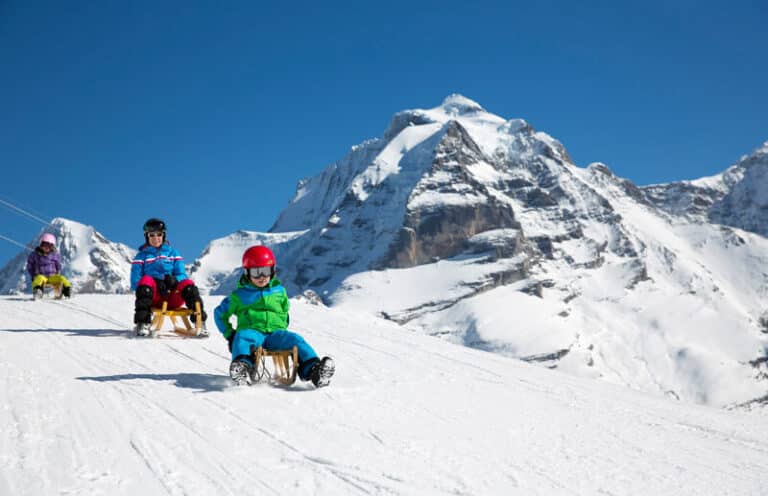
[250,345,299,385]
[34,283,63,300]
[150,301,205,337]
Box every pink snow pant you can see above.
[137,275,196,309]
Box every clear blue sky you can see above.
[1,0,766,269]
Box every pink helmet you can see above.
[40,233,56,246]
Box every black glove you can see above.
[164,274,178,292]
[154,277,168,295]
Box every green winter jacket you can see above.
[213,276,289,338]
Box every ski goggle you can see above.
[40,242,53,248]
[247,266,274,278]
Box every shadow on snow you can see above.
[77,372,234,392]
[76,373,314,393]
[0,328,129,337]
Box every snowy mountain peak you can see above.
[439,93,484,114]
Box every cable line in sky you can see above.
[0,197,50,226]
[0,233,31,251]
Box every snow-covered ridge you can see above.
[642,141,768,235]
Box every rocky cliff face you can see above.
[384,120,521,268]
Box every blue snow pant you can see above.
[231,329,319,381]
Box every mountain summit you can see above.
[439,93,485,114]
[268,94,573,290]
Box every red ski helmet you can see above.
[242,245,276,269]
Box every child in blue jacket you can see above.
[130,218,207,336]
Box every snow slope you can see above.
[1,295,767,495]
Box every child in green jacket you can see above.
[214,245,334,387]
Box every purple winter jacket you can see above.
[27,248,62,278]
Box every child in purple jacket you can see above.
[27,233,72,299]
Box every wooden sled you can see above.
[34,283,62,300]
[150,301,204,337]
[47,283,63,299]
[250,345,299,385]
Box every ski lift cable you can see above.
[0,197,51,225]
[0,233,32,251]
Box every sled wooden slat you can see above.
[252,346,299,385]
[150,301,203,336]
[44,283,62,299]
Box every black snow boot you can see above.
[181,284,207,322]
[229,358,254,386]
[309,357,335,388]
[134,285,154,325]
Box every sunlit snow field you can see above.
[1,295,766,495]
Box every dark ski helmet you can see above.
[143,218,166,233]
[143,218,166,243]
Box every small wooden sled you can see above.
[47,283,63,299]
[150,301,204,338]
[250,345,299,385]
[34,283,62,300]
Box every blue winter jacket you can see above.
[130,242,188,291]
